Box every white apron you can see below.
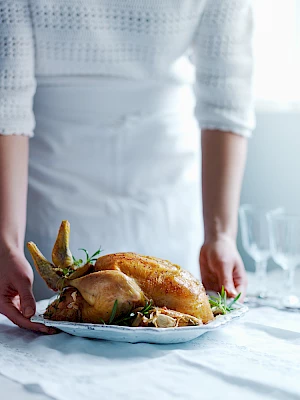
[25,77,203,300]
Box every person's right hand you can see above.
[0,248,56,334]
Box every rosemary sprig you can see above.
[139,300,154,316]
[209,286,241,316]
[72,247,103,268]
[62,268,70,276]
[108,299,135,325]
[61,247,102,277]
[106,300,154,326]
[108,299,118,324]
[113,312,136,326]
[72,256,83,267]
[228,292,242,308]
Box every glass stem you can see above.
[255,260,268,297]
[284,266,295,295]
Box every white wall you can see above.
[237,110,300,271]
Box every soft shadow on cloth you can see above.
[0,323,198,360]
[1,315,300,400]
[244,322,300,341]
[23,383,56,400]
[176,356,300,400]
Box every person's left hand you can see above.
[200,235,247,302]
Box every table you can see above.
[0,271,300,400]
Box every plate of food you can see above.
[29,221,248,344]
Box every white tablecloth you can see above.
[0,271,300,400]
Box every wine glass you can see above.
[239,205,271,300]
[267,212,300,308]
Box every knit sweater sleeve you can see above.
[193,0,255,137]
[0,0,36,137]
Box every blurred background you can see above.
[237,0,300,270]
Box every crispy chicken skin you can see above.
[69,270,145,323]
[52,220,73,268]
[95,253,214,324]
[44,272,145,324]
[27,221,214,325]
[27,242,60,291]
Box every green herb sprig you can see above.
[102,300,154,326]
[72,256,84,268]
[109,300,118,324]
[209,286,241,316]
[99,300,119,325]
[62,268,71,276]
[61,247,103,277]
[72,247,103,268]
[139,300,154,316]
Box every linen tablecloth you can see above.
[0,271,299,400]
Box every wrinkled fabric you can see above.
[0,272,300,400]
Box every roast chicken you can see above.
[27,221,214,327]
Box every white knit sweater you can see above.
[0,0,255,137]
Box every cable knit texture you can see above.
[0,0,255,137]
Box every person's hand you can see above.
[200,235,247,302]
[0,248,56,333]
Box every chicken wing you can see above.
[52,220,73,268]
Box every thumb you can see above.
[218,264,238,298]
[16,278,36,318]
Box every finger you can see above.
[234,275,248,302]
[1,302,56,334]
[11,295,21,311]
[15,278,36,318]
[199,247,220,291]
[233,260,248,302]
[218,263,238,298]
[234,272,248,301]
[235,285,247,302]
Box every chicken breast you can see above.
[95,253,214,324]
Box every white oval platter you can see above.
[31,304,248,344]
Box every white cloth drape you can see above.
[0,270,300,400]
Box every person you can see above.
[0,0,255,333]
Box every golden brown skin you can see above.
[67,263,93,280]
[68,270,145,323]
[95,253,214,324]
[45,282,145,325]
[45,272,146,324]
[44,290,203,327]
[28,220,214,325]
[27,226,93,292]
[27,242,60,291]
[52,220,73,268]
